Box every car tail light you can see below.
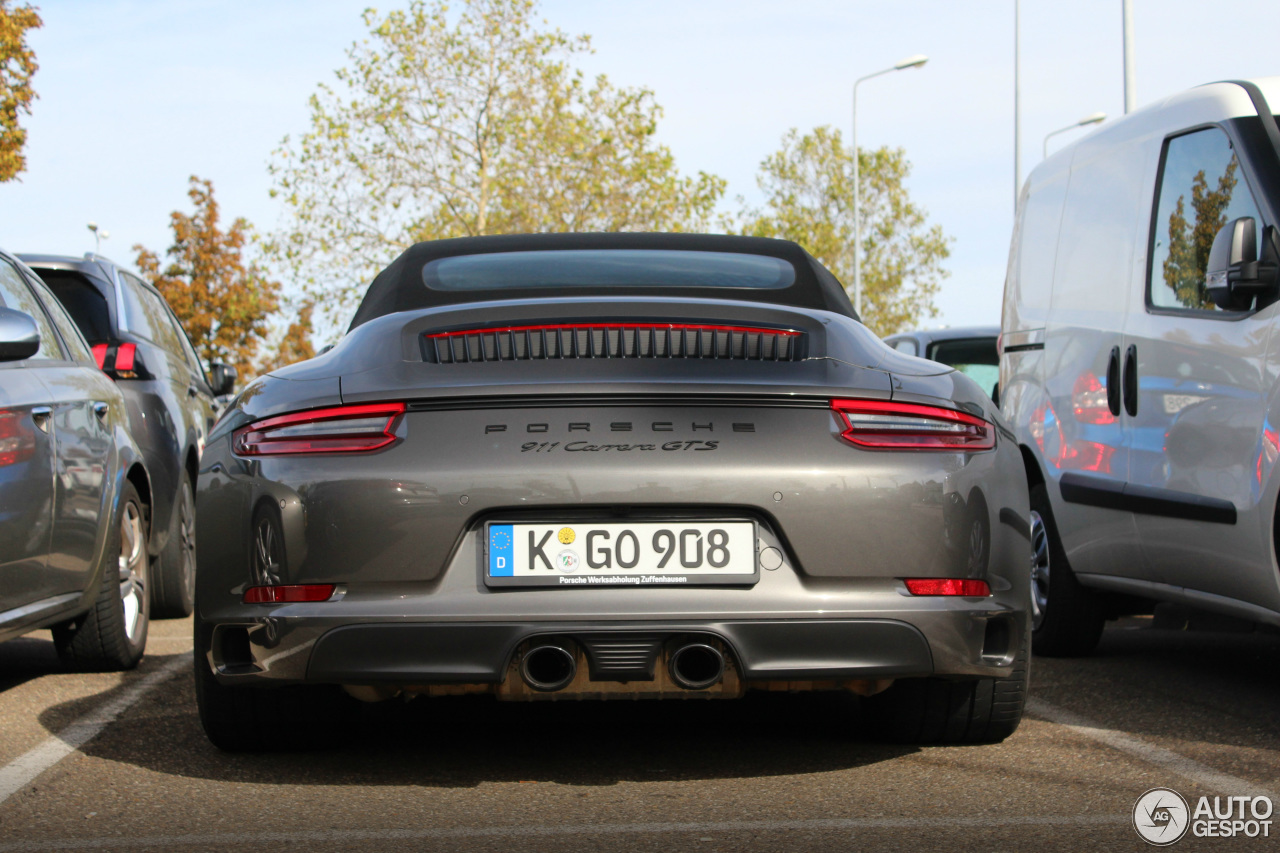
[904,578,991,596]
[114,342,136,372]
[232,402,405,456]
[243,584,336,604]
[91,343,108,370]
[1071,371,1115,424]
[830,399,994,451]
[0,410,35,466]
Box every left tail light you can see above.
[232,402,405,456]
[831,399,995,451]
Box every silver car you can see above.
[195,234,1030,750]
[0,249,152,670]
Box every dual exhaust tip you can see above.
[519,640,726,692]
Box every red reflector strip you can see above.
[243,584,336,604]
[904,578,991,596]
[115,342,136,372]
[424,322,801,339]
[831,398,995,451]
[232,402,405,456]
[91,343,108,370]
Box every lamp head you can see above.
[1078,112,1107,127]
[894,54,929,70]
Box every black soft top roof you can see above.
[348,233,856,330]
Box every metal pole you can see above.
[1122,0,1136,113]
[852,83,861,318]
[1014,0,1021,212]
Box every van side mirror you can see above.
[209,362,237,396]
[1206,217,1280,310]
[0,308,40,361]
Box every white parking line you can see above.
[0,653,191,807]
[1026,697,1277,799]
[0,814,1128,851]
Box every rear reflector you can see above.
[904,578,991,597]
[232,402,405,456]
[831,399,994,451]
[243,584,336,604]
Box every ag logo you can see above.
[1133,787,1190,846]
[556,549,580,573]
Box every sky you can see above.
[2,0,1278,343]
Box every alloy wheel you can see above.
[118,501,147,643]
[1029,509,1050,630]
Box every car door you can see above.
[21,267,118,597]
[1124,124,1278,605]
[0,257,61,614]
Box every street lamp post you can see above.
[852,53,927,319]
[86,222,109,254]
[1042,112,1106,158]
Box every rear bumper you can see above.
[202,604,1025,688]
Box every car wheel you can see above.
[153,469,197,618]
[1028,483,1104,656]
[194,621,356,752]
[863,624,1029,745]
[54,481,150,671]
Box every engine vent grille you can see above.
[422,323,804,364]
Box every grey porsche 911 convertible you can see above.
[194,233,1031,751]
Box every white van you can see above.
[1001,78,1280,655]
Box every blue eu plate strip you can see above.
[489,525,514,576]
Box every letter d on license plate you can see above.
[484,521,758,587]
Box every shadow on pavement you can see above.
[1031,622,1280,751]
[47,665,920,788]
[0,635,64,692]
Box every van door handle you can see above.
[1106,346,1121,416]
[31,406,52,433]
[1123,344,1139,417]
[93,401,109,421]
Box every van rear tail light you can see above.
[904,578,991,596]
[243,584,336,604]
[114,342,136,372]
[91,344,108,370]
[831,399,994,451]
[232,402,405,456]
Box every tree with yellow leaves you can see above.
[0,0,41,182]
[134,177,280,382]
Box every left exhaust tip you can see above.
[520,642,578,692]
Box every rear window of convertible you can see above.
[422,250,797,291]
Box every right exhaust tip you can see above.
[669,642,725,690]
[520,643,577,692]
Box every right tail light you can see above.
[831,399,994,452]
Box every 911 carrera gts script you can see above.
[520,440,719,452]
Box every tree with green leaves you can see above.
[135,177,281,382]
[735,125,950,336]
[0,0,41,183]
[267,0,725,325]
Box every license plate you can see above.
[484,521,758,587]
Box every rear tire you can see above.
[54,482,150,671]
[194,621,356,752]
[152,469,196,618]
[863,627,1029,745]
[1028,483,1105,656]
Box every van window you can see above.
[1149,127,1263,312]
[892,339,918,356]
[37,270,112,343]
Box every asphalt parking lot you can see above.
[0,616,1276,852]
